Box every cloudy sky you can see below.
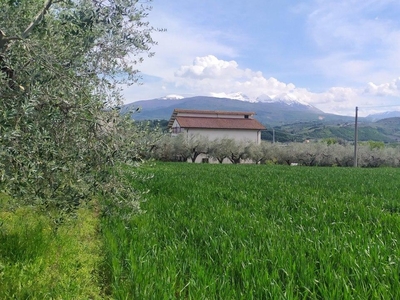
[123,0,400,116]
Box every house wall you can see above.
[172,119,178,127]
[171,119,181,135]
[171,121,261,144]
[186,128,261,144]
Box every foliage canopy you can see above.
[0,0,160,212]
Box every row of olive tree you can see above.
[148,134,250,164]
[147,134,400,167]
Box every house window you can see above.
[244,115,249,119]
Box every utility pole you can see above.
[272,128,275,144]
[354,106,358,167]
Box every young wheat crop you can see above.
[102,163,400,299]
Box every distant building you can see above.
[168,109,266,144]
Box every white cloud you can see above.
[364,78,400,96]
[308,0,397,49]
[175,55,240,79]
[174,55,298,99]
[171,55,400,116]
[134,10,239,82]
[122,1,400,117]
[122,10,240,102]
[307,0,400,85]
[309,87,361,115]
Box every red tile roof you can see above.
[172,109,256,116]
[168,109,264,129]
[175,117,266,130]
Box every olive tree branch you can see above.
[1,0,63,53]
[22,0,56,38]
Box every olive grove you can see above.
[0,0,160,214]
[150,134,400,167]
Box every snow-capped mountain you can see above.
[256,94,274,102]
[366,111,400,121]
[160,94,184,100]
[257,93,313,107]
[210,92,315,108]
[121,94,347,126]
[158,92,313,107]
[125,90,324,117]
[210,92,256,102]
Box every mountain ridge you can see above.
[121,96,400,143]
[366,111,400,121]
[122,95,343,126]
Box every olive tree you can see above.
[151,134,176,161]
[244,142,261,164]
[294,142,327,166]
[208,138,230,163]
[0,0,160,214]
[330,144,354,167]
[171,134,192,162]
[169,134,209,162]
[188,135,209,163]
[208,138,248,164]
[356,144,400,167]
[245,141,276,164]
[274,143,296,165]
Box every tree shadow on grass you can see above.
[0,223,49,263]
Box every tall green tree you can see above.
[0,0,160,213]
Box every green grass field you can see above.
[0,201,103,299]
[2,163,400,299]
[103,163,400,299]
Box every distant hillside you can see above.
[267,118,400,143]
[122,96,354,126]
[366,111,400,121]
[123,96,400,143]
[371,117,400,141]
[374,117,400,127]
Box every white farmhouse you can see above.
[168,109,266,144]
